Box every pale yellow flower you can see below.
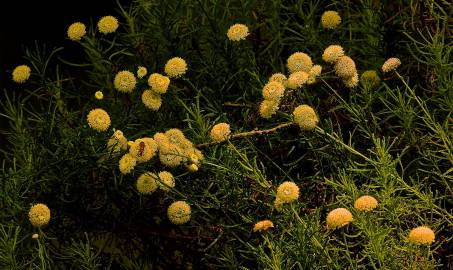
[326,208,353,229]
[334,56,357,78]
[114,70,136,93]
[136,172,158,194]
[87,108,111,132]
[354,195,378,212]
[287,71,309,89]
[227,24,249,41]
[259,99,279,119]
[293,105,318,131]
[167,201,191,225]
[322,45,345,64]
[98,16,119,34]
[164,57,188,78]
[287,52,313,73]
[262,81,285,101]
[276,181,299,203]
[382,57,401,73]
[137,66,148,79]
[142,90,162,111]
[321,11,341,29]
[210,123,231,142]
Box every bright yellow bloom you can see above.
[167,201,191,225]
[210,123,231,142]
[12,65,31,83]
[227,24,249,41]
[276,181,299,203]
[322,45,345,64]
[142,90,162,111]
[107,130,128,153]
[165,57,188,78]
[361,70,381,88]
[95,91,103,100]
[259,99,279,119]
[354,195,378,212]
[98,16,119,34]
[287,52,313,73]
[87,108,111,132]
[408,226,435,245]
[129,138,158,163]
[119,153,137,174]
[334,56,357,78]
[29,204,51,227]
[293,105,318,131]
[262,81,285,101]
[148,73,170,94]
[321,11,341,29]
[287,71,309,89]
[253,220,274,232]
[136,172,158,194]
[114,70,136,93]
[382,57,401,73]
[67,22,86,41]
[137,66,147,79]
[343,72,359,88]
[158,171,175,191]
[326,208,353,229]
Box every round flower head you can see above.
[354,195,378,212]
[321,11,341,29]
[165,129,193,150]
[322,45,345,64]
[167,201,191,225]
[334,56,357,78]
[276,181,300,203]
[95,91,103,100]
[107,130,128,153]
[165,57,188,78]
[293,105,319,131]
[142,90,162,111]
[361,70,381,88]
[268,73,287,87]
[137,66,147,79]
[287,71,309,89]
[343,72,359,88]
[158,171,175,191]
[262,81,285,101]
[136,172,158,194]
[287,52,313,73]
[408,226,435,245]
[187,164,198,173]
[326,208,353,229]
[129,138,158,163]
[114,70,137,93]
[382,57,401,73]
[119,153,137,174]
[148,73,170,94]
[210,123,231,142]
[67,22,86,41]
[259,99,279,119]
[253,220,274,232]
[12,65,31,83]
[87,108,111,132]
[309,65,322,77]
[29,203,51,227]
[227,23,249,41]
[97,16,119,34]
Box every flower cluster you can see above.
[136,171,175,194]
[167,201,191,225]
[323,45,359,88]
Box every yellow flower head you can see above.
[293,105,318,131]
[262,81,285,101]
[408,226,435,245]
[259,99,279,119]
[210,123,231,142]
[158,171,175,191]
[107,130,128,153]
[276,181,299,203]
[343,72,359,88]
[67,22,86,41]
[165,57,188,78]
[114,70,137,93]
[227,24,249,41]
[287,71,309,89]
[165,129,193,150]
[326,208,353,229]
[334,56,357,78]
[119,153,137,174]
[154,132,170,149]
[187,164,199,173]
[32,233,39,240]
[159,143,186,167]
[361,70,381,88]
[148,73,170,94]
[268,73,287,87]
[129,138,158,163]
[137,66,148,79]
[29,203,51,227]
[322,45,345,64]
[382,57,401,73]
[309,65,322,77]
[95,91,103,100]
[136,172,158,194]
[142,90,162,111]
[12,65,31,83]
[321,11,341,29]
[287,52,313,73]
[98,16,119,34]
[253,220,274,232]
[87,108,111,132]
[354,195,378,212]
[167,201,191,225]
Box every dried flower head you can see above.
[167,201,191,225]
[287,71,309,89]
[137,66,147,79]
[321,11,341,29]
[87,108,111,132]
[276,181,299,203]
[361,70,381,88]
[408,226,435,245]
[29,203,51,227]
[107,130,128,153]
[148,73,170,94]
[269,73,287,87]
[129,138,158,163]
[322,45,345,64]
[119,153,137,174]
[382,57,401,73]
[165,57,188,78]
[98,16,119,34]
[227,24,249,41]
[293,105,319,131]
[259,99,279,119]
[287,52,313,73]
[334,56,357,78]
[253,220,274,232]
[326,208,353,229]
[158,171,175,191]
[210,123,231,142]
[12,65,31,83]
[114,70,137,93]
[67,22,86,41]
[343,72,359,88]
[142,90,162,111]
[136,172,158,194]
[95,91,103,100]
[354,195,378,212]
[262,81,285,101]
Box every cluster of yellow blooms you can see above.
[28,203,51,228]
[167,201,191,225]
[136,171,175,194]
[67,16,119,41]
[210,123,231,142]
[323,45,359,88]
[321,11,341,29]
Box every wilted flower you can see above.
[97,15,119,34]
[136,172,158,194]
[262,81,285,101]
[259,99,279,119]
[137,66,147,79]
[167,201,191,225]
[29,203,51,227]
[361,70,381,88]
[293,105,318,131]
[408,226,435,245]
[354,195,378,212]
[119,153,137,174]
[142,90,162,111]
[227,24,249,41]
[12,65,31,83]
[322,45,345,64]
[253,220,274,232]
[287,52,313,73]
[87,108,111,132]
[334,56,357,78]
[276,181,299,203]
[165,57,188,78]
[321,11,341,29]
[210,123,231,142]
[148,73,170,94]
[382,57,401,73]
[114,70,137,93]
[287,71,309,89]
[67,22,86,41]
[326,208,353,229]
